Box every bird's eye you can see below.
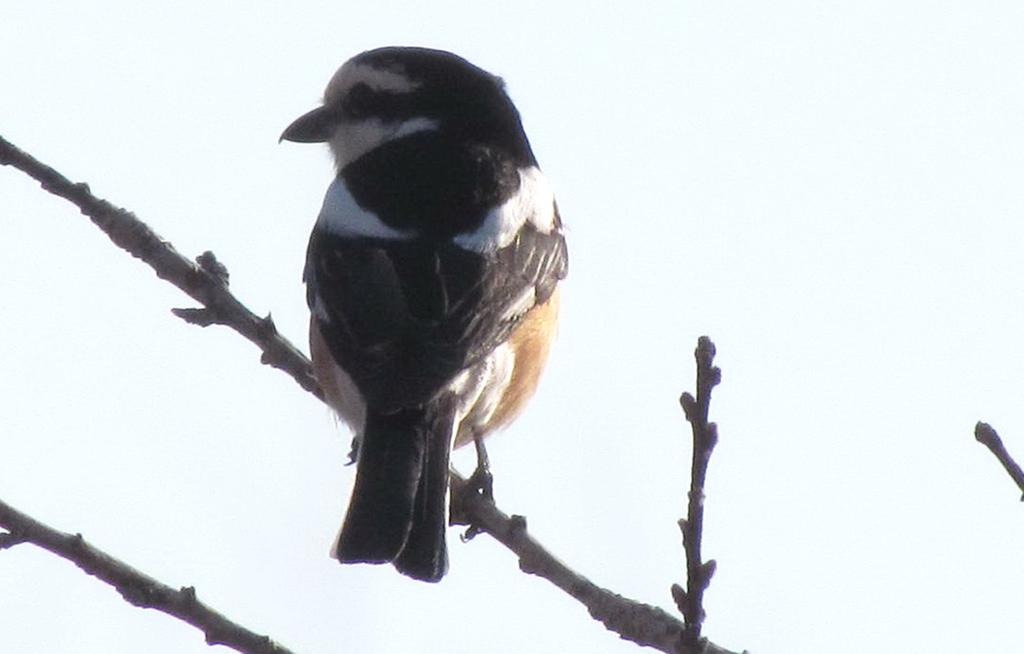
[343,82,375,119]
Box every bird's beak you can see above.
[280,106,334,143]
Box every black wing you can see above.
[306,223,567,413]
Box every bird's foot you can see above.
[452,434,495,541]
[468,433,494,502]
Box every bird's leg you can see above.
[452,432,495,542]
[468,432,494,502]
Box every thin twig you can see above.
[975,422,1024,500]
[0,499,293,654]
[2,134,744,654]
[672,336,722,650]
[450,477,737,654]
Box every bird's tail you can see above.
[333,396,456,582]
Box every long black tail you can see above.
[334,396,457,582]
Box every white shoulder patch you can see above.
[453,166,556,253]
[317,177,416,240]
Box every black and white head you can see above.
[281,47,538,170]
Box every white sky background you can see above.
[3,1,1024,652]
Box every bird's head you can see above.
[281,46,534,169]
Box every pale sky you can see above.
[4,2,1024,653]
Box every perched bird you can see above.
[282,47,567,582]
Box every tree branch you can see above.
[975,421,1024,500]
[0,498,293,654]
[2,133,743,654]
[0,135,321,402]
[450,476,737,654]
[672,337,721,649]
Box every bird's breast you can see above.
[320,134,557,253]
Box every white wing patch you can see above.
[311,294,333,324]
[317,177,417,240]
[502,286,537,322]
[453,166,556,253]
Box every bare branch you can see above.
[0,134,321,402]
[975,421,1024,500]
[672,336,721,649]
[3,134,744,653]
[0,498,294,654]
[451,476,737,654]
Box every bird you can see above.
[281,46,567,582]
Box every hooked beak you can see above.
[280,106,335,143]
